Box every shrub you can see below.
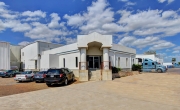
[112,66,121,73]
[132,64,142,71]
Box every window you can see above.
[22,52,24,56]
[76,57,78,67]
[63,58,65,67]
[126,58,128,67]
[152,63,155,65]
[145,59,148,61]
[118,57,120,67]
[145,63,148,65]
[133,59,134,64]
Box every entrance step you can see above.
[88,70,101,81]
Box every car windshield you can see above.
[22,71,32,74]
[47,69,62,74]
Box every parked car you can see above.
[34,71,47,83]
[14,71,35,82]
[0,70,19,78]
[44,68,75,87]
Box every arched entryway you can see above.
[87,41,103,69]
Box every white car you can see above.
[14,71,35,82]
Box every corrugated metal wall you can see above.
[0,42,10,70]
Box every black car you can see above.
[0,70,19,78]
[44,68,75,87]
[34,71,47,83]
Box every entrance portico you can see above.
[77,32,112,81]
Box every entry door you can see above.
[94,57,99,68]
[88,56,100,69]
[89,57,93,68]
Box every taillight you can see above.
[43,74,46,78]
[60,74,63,78]
[14,75,16,78]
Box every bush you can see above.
[132,64,141,71]
[112,66,121,73]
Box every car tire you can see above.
[157,69,162,73]
[46,83,51,87]
[9,74,12,78]
[30,77,33,82]
[35,81,38,83]
[2,76,4,78]
[72,75,75,82]
[64,78,68,86]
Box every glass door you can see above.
[88,56,100,69]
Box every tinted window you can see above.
[67,68,72,72]
[37,71,45,74]
[22,71,32,74]
[47,69,62,74]
[6,70,13,73]
[145,63,148,65]
[152,63,155,65]
[145,59,148,61]
[64,69,69,74]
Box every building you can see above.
[21,41,62,71]
[22,32,136,81]
[10,45,23,70]
[136,54,164,65]
[0,41,10,70]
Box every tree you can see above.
[178,62,180,65]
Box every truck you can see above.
[142,58,167,73]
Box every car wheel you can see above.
[30,77,34,82]
[46,83,51,87]
[64,78,68,86]
[9,74,12,78]
[72,75,75,82]
[35,81,38,83]
[157,69,162,73]
[2,76,4,78]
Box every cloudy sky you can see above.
[0,0,180,62]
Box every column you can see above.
[80,48,86,70]
[103,48,109,70]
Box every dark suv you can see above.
[44,68,75,87]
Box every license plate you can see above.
[36,76,39,78]
[50,75,54,77]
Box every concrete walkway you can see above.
[0,72,180,110]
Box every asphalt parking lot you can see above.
[0,68,180,110]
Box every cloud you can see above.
[149,41,175,50]
[118,0,136,6]
[117,9,180,36]
[21,10,46,18]
[25,22,65,39]
[48,13,61,28]
[158,0,175,4]
[172,50,179,53]
[18,41,31,46]
[119,36,175,50]
[64,0,116,34]
[173,46,180,50]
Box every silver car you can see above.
[14,71,35,82]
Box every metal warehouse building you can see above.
[0,41,10,70]
[21,32,136,81]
